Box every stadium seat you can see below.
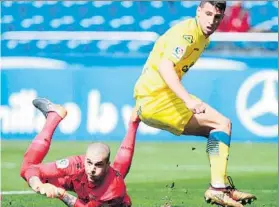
[1,1,278,56]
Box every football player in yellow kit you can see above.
[134,1,256,206]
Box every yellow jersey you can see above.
[134,18,210,99]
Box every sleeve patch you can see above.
[56,159,69,169]
[172,46,185,60]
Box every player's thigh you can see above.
[183,102,231,137]
[136,92,193,136]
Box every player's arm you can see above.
[58,190,103,207]
[112,110,139,178]
[159,33,193,103]
[59,191,78,207]
[57,177,126,207]
[45,188,100,207]
[159,59,205,114]
[25,156,84,192]
[28,176,44,192]
[26,161,67,194]
[159,59,192,103]
[158,35,205,114]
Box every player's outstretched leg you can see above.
[205,130,256,206]
[112,108,140,178]
[20,98,67,180]
[183,103,256,206]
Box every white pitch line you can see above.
[1,162,17,169]
[1,191,35,195]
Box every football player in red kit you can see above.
[20,98,140,207]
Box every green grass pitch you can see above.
[1,140,278,207]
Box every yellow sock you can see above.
[207,131,231,188]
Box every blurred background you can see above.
[1,1,278,206]
[1,1,278,142]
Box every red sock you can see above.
[20,112,62,178]
[113,121,139,178]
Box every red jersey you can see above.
[218,5,250,32]
[24,155,131,207]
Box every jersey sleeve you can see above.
[162,32,195,65]
[24,155,84,182]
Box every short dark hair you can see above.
[200,1,226,12]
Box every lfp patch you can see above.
[172,46,185,60]
[56,159,69,169]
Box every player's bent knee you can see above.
[215,117,232,135]
[223,118,232,134]
[227,119,232,133]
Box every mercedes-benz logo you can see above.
[236,70,278,137]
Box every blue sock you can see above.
[206,131,231,187]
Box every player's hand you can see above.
[185,99,206,114]
[28,176,43,193]
[30,183,41,193]
[56,187,66,199]
[39,183,59,198]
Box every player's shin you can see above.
[20,112,63,178]
[206,131,231,188]
[113,119,140,178]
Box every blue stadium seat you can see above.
[1,1,278,56]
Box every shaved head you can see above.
[86,142,111,163]
[84,142,111,183]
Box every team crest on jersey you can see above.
[183,35,193,44]
[172,46,185,60]
[56,159,69,169]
